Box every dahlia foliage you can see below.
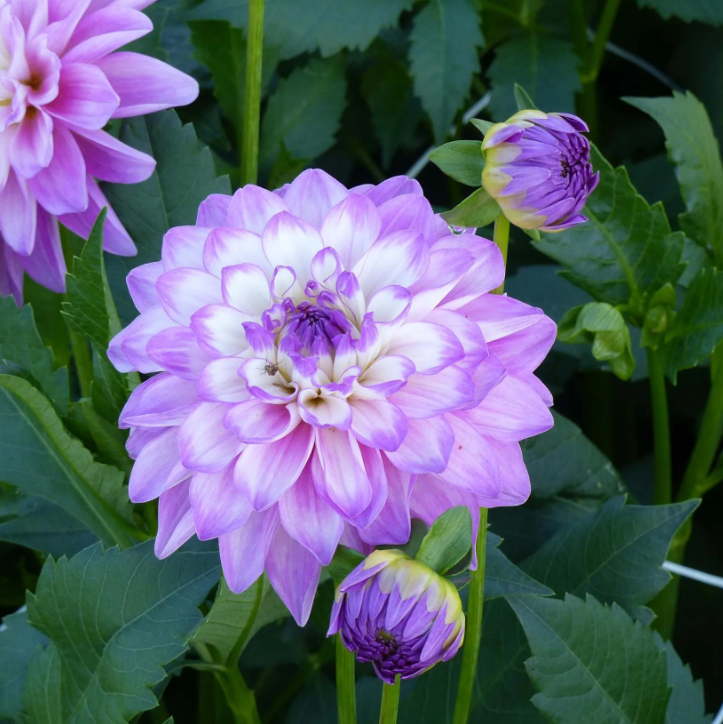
[109,168,555,625]
[0,0,198,302]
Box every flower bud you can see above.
[481,110,599,232]
[328,550,465,683]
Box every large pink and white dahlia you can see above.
[0,0,199,301]
[109,170,556,625]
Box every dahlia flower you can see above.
[108,169,555,625]
[328,549,465,682]
[481,110,599,232]
[0,0,199,302]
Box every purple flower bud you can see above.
[328,550,465,684]
[481,110,600,232]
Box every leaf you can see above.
[429,141,485,186]
[659,268,723,381]
[0,375,135,548]
[104,110,231,325]
[284,674,337,724]
[0,491,96,558]
[535,146,686,315]
[23,643,62,724]
[484,534,553,600]
[636,0,723,25]
[523,496,698,616]
[416,506,472,575]
[441,187,501,227]
[487,32,580,121]
[192,576,288,666]
[510,594,670,724]
[514,83,538,112]
[626,92,723,259]
[259,56,347,175]
[0,297,68,416]
[0,609,48,721]
[470,118,494,136]
[184,0,414,59]
[25,540,220,724]
[409,0,484,143]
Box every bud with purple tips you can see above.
[328,549,465,683]
[481,110,600,232]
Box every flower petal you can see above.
[261,212,323,283]
[9,108,53,178]
[155,479,195,558]
[225,399,299,443]
[190,303,251,357]
[108,306,174,373]
[129,427,183,503]
[146,326,211,379]
[178,402,244,473]
[127,261,162,313]
[203,227,270,277]
[197,194,232,227]
[359,459,414,545]
[0,171,36,255]
[161,226,210,271]
[156,267,221,325]
[358,355,415,396]
[120,373,198,428]
[281,168,348,229]
[350,399,408,451]
[385,416,453,474]
[221,263,272,316]
[320,193,381,269]
[390,366,475,419]
[18,208,65,293]
[298,390,352,430]
[190,464,253,540]
[226,185,289,233]
[386,322,464,375]
[488,315,557,375]
[197,357,250,403]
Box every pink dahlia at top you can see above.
[108,169,556,625]
[0,0,198,302]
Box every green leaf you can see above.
[523,497,698,616]
[636,0,723,25]
[23,643,62,724]
[429,141,485,186]
[0,609,47,721]
[484,534,554,600]
[192,576,288,666]
[487,33,580,121]
[536,146,686,315]
[0,297,68,416]
[104,110,231,325]
[409,0,484,143]
[0,375,135,548]
[441,187,501,227]
[267,143,308,191]
[514,83,539,112]
[25,540,220,724]
[659,267,723,381]
[626,92,723,259]
[259,56,347,175]
[510,594,670,724]
[470,118,494,136]
[415,507,472,575]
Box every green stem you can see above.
[587,0,623,81]
[227,576,264,667]
[215,666,262,724]
[452,508,488,724]
[379,676,401,724]
[68,326,93,399]
[240,0,265,186]
[491,214,510,294]
[336,634,357,724]
[647,348,672,505]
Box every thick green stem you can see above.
[240,0,264,186]
[491,214,510,294]
[336,635,357,724]
[647,349,672,505]
[215,667,262,724]
[68,326,93,399]
[379,676,401,724]
[587,0,623,81]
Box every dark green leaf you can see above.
[523,497,698,615]
[441,187,501,227]
[536,146,686,314]
[23,643,61,724]
[284,674,337,724]
[415,507,472,575]
[267,143,308,191]
[488,33,580,121]
[259,56,347,175]
[25,541,220,724]
[626,92,723,258]
[637,0,723,25]
[104,111,231,325]
[514,83,538,112]
[0,375,135,548]
[409,0,484,143]
[429,141,484,186]
[484,534,553,600]
[0,297,68,416]
[510,594,670,724]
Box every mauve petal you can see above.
[156,267,221,325]
[19,208,65,292]
[178,402,244,472]
[107,305,174,373]
[265,523,322,626]
[220,508,279,594]
[72,127,156,184]
[377,193,436,245]
[362,176,422,205]
[125,428,161,459]
[480,439,530,507]
[226,185,288,233]
[119,373,198,429]
[197,193,232,227]
[390,366,474,419]
[190,303,250,357]
[384,416,453,475]
[359,355,415,396]
[0,171,37,255]
[320,193,381,269]
[9,109,53,178]
[385,322,464,375]
[439,237,505,309]
[519,372,553,406]
[346,445,388,529]
[262,212,323,283]
[45,0,91,54]
[0,245,24,304]
[281,168,348,229]
[197,357,250,403]
[359,459,414,546]
[128,426,183,503]
[468,352,507,407]
[350,399,408,451]
[423,309,488,373]
[190,465,253,540]
[225,399,299,443]
[278,465,343,565]
[203,228,270,277]
[146,326,211,379]
[127,261,162,313]
[458,294,547,342]
[221,263,272,316]
[96,52,198,117]
[155,479,195,558]
[488,314,556,375]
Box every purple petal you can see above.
[281,168,348,229]
[191,303,251,357]
[119,373,198,429]
[129,427,183,503]
[156,267,221,325]
[178,402,244,473]
[385,416,454,474]
[0,171,37,255]
[155,479,195,558]
[127,262,162,313]
[146,326,211,379]
[359,460,414,545]
[350,399,408,451]
[390,366,475,419]
[226,185,289,233]
[190,464,253,540]
[320,193,381,269]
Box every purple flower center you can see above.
[284,301,348,354]
[351,626,428,683]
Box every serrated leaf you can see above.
[0,375,135,548]
[192,576,288,666]
[23,642,62,724]
[0,609,48,721]
[536,145,686,314]
[416,506,472,575]
[429,141,485,186]
[0,297,68,416]
[409,0,484,143]
[25,541,220,724]
[523,496,698,615]
[484,534,553,600]
[626,92,723,259]
[659,267,723,381]
[636,0,723,25]
[441,186,501,227]
[487,33,580,121]
[104,110,231,325]
[511,594,670,724]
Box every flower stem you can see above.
[336,634,357,724]
[215,666,262,724]
[379,676,401,724]
[491,214,510,294]
[647,348,672,505]
[240,0,265,186]
[452,508,488,724]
